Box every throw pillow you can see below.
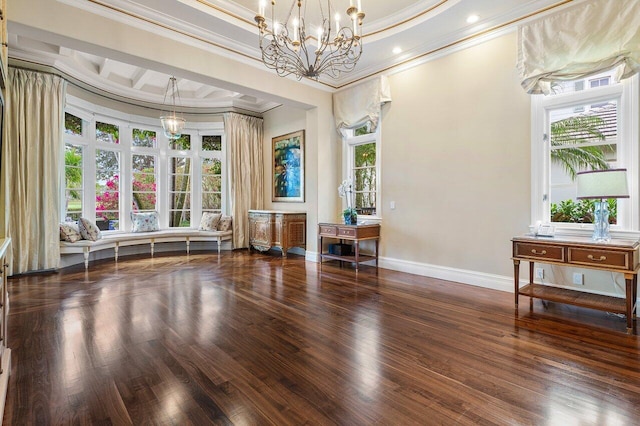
[60,222,82,243]
[199,212,222,231]
[217,216,232,232]
[131,211,160,233]
[78,218,102,241]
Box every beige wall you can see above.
[263,104,340,256]
[382,33,532,277]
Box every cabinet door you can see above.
[249,213,273,249]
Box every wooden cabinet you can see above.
[0,238,11,418]
[318,223,380,271]
[248,210,306,257]
[512,235,639,333]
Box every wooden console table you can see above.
[318,223,380,271]
[512,235,639,333]
[248,210,306,257]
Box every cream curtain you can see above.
[517,0,640,94]
[333,75,391,132]
[224,112,264,248]
[4,68,66,274]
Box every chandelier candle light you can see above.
[160,76,186,140]
[255,0,365,80]
[576,168,629,242]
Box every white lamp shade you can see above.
[160,115,186,140]
[576,168,629,199]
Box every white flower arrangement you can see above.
[338,178,357,218]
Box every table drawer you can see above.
[514,242,564,262]
[569,248,629,269]
[337,227,356,238]
[319,225,337,237]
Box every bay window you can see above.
[62,102,226,231]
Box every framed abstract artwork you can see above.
[272,130,305,202]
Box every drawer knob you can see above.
[531,249,547,255]
[587,254,607,262]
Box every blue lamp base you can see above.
[592,199,610,242]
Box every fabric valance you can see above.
[517,0,640,94]
[333,75,391,132]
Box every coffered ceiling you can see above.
[8,0,574,112]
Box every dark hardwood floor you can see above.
[3,251,639,425]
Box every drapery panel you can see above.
[224,112,264,249]
[4,68,66,274]
[333,75,391,132]
[517,0,640,94]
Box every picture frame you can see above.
[272,130,305,202]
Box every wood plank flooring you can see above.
[3,251,640,425]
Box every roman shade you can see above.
[517,0,640,94]
[333,75,391,132]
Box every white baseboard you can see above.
[379,256,513,293]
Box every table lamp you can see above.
[576,168,629,242]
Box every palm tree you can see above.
[550,115,609,179]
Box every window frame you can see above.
[61,95,226,232]
[342,124,381,220]
[530,74,639,237]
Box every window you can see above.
[95,149,121,230]
[61,101,224,231]
[132,128,157,148]
[201,135,223,214]
[96,121,119,144]
[64,143,83,222]
[531,71,639,233]
[132,154,157,212]
[169,156,191,227]
[65,112,83,136]
[343,123,380,217]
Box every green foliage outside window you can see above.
[132,128,157,148]
[65,113,82,136]
[354,142,376,214]
[171,134,191,150]
[96,122,120,144]
[202,135,222,151]
[170,157,191,227]
[64,145,83,220]
[551,198,617,224]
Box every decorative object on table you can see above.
[254,0,365,80]
[160,76,186,140]
[338,178,357,224]
[273,130,305,202]
[576,168,629,242]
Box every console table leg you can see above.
[514,259,520,307]
[529,261,534,310]
[354,241,360,271]
[625,273,634,333]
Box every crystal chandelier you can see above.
[160,76,186,140]
[255,0,365,80]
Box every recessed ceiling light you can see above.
[466,14,479,24]
[392,47,402,54]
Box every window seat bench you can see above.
[60,229,233,269]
